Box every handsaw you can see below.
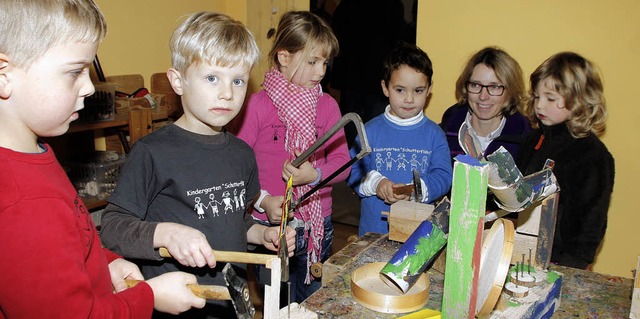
[277,113,371,281]
[277,175,294,282]
[288,112,371,211]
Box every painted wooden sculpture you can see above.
[442,156,488,319]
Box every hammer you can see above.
[125,263,253,319]
[392,169,423,202]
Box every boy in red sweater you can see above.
[0,1,205,317]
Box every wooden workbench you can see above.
[302,233,633,318]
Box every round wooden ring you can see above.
[351,262,429,313]
[476,218,515,316]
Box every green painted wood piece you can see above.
[442,157,489,319]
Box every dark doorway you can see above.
[311,0,418,144]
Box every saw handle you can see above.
[124,279,230,300]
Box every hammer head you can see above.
[391,169,423,202]
[222,263,255,319]
[412,169,423,202]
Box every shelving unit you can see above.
[44,74,177,213]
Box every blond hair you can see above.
[268,11,338,72]
[455,47,525,116]
[526,52,607,138]
[0,0,106,69]
[170,12,259,74]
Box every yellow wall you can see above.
[418,1,640,278]
[93,0,307,93]
[92,0,637,277]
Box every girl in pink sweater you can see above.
[233,11,350,302]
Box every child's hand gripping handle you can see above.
[125,279,231,300]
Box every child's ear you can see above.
[277,50,291,67]
[166,68,183,96]
[0,53,12,99]
[380,80,390,98]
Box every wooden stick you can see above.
[125,279,230,300]
[157,247,282,319]
[159,247,276,265]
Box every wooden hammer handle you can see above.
[124,279,230,300]
[158,247,275,265]
[392,184,415,196]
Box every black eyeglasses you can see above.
[466,81,505,96]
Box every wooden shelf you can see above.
[68,112,129,134]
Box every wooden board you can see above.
[387,201,435,242]
[511,193,558,268]
[511,233,538,268]
[442,158,488,319]
[516,202,542,236]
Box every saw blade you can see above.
[277,175,293,282]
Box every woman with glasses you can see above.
[440,47,531,161]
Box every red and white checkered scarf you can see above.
[263,68,323,284]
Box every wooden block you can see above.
[487,268,562,319]
[510,193,558,269]
[264,257,281,319]
[388,201,434,242]
[511,233,539,268]
[442,159,488,319]
[631,256,640,319]
[431,248,447,274]
[516,201,542,236]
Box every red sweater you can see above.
[0,144,153,318]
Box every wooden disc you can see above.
[351,262,429,313]
[510,272,538,287]
[310,262,322,278]
[476,218,515,316]
[504,282,530,298]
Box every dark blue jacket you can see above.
[518,123,614,269]
[440,103,531,161]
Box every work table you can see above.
[302,232,633,318]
